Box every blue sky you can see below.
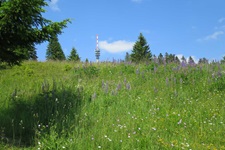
[36,0,225,62]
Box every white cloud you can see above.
[218,17,225,23]
[49,0,60,11]
[176,54,198,63]
[99,40,135,53]
[131,0,142,3]
[176,54,184,61]
[197,31,224,42]
[187,56,198,63]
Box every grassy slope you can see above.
[0,61,225,150]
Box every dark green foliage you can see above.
[67,47,80,61]
[85,58,89,63]
[188,56,195,65]
[131,33,152,62]
[158,53,164,64]
[0,0,70,65]
[198,57,209,64]
[181,56,186,63]
[164,52,180,64]
[46,35,66,61]
[27,45,38,61]
[220,56,225,64]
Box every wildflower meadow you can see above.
[0,61,225,149]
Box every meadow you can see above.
[0,61,225,150]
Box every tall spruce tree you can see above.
[181,56,187,63]
[158,53,164,64]
[68,47,80,61]
[131,33,152,62]
[0,0,70,65]
[46,35,66,60]
[188,56,195,65]
[28,45,38,61]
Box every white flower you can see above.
[152,127,156,131]
[178,119,182,125]
[98,146,101,149]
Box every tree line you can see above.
[1,0,225,65]
[125,33,225,64]
[46,35,80,61]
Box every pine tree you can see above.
[158,53,164,64]
[188,56,195,65]
[131,33,152,62]
[28,45,38,61]
[46,35,66,61]
[175,56,180,64]
[198,57,208,64]
[165,52,169,63]
[85,58,89,63]
[181,56,187,63]
[68,47,80,61]
[0,0,70,65]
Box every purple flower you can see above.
[126,83,131,90]
[181,61,187,67]
[124,78,127,84]
[116,83,121,91]
[166,77,169,86]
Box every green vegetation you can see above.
[46,35,66,61]
[0,0,70,65]
[0,61,225,149]
[131,33,152,62]
[67,47,80,62]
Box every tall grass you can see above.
[0,61,225,149]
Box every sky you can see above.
[36,0,225,62]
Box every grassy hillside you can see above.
[0,61,225,150]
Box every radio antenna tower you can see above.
[95,34,100,62]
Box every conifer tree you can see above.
[188,56,195,65]
[28,45,38,61]
[181,56,187,63]
[198,57,208,64]
[0,0,70,65]
[175,56,180,64]
[46,35,66,61]
[158,53,164,64]
[131,33,152,62]
[165,52,169,63]
[68,47,80,61]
